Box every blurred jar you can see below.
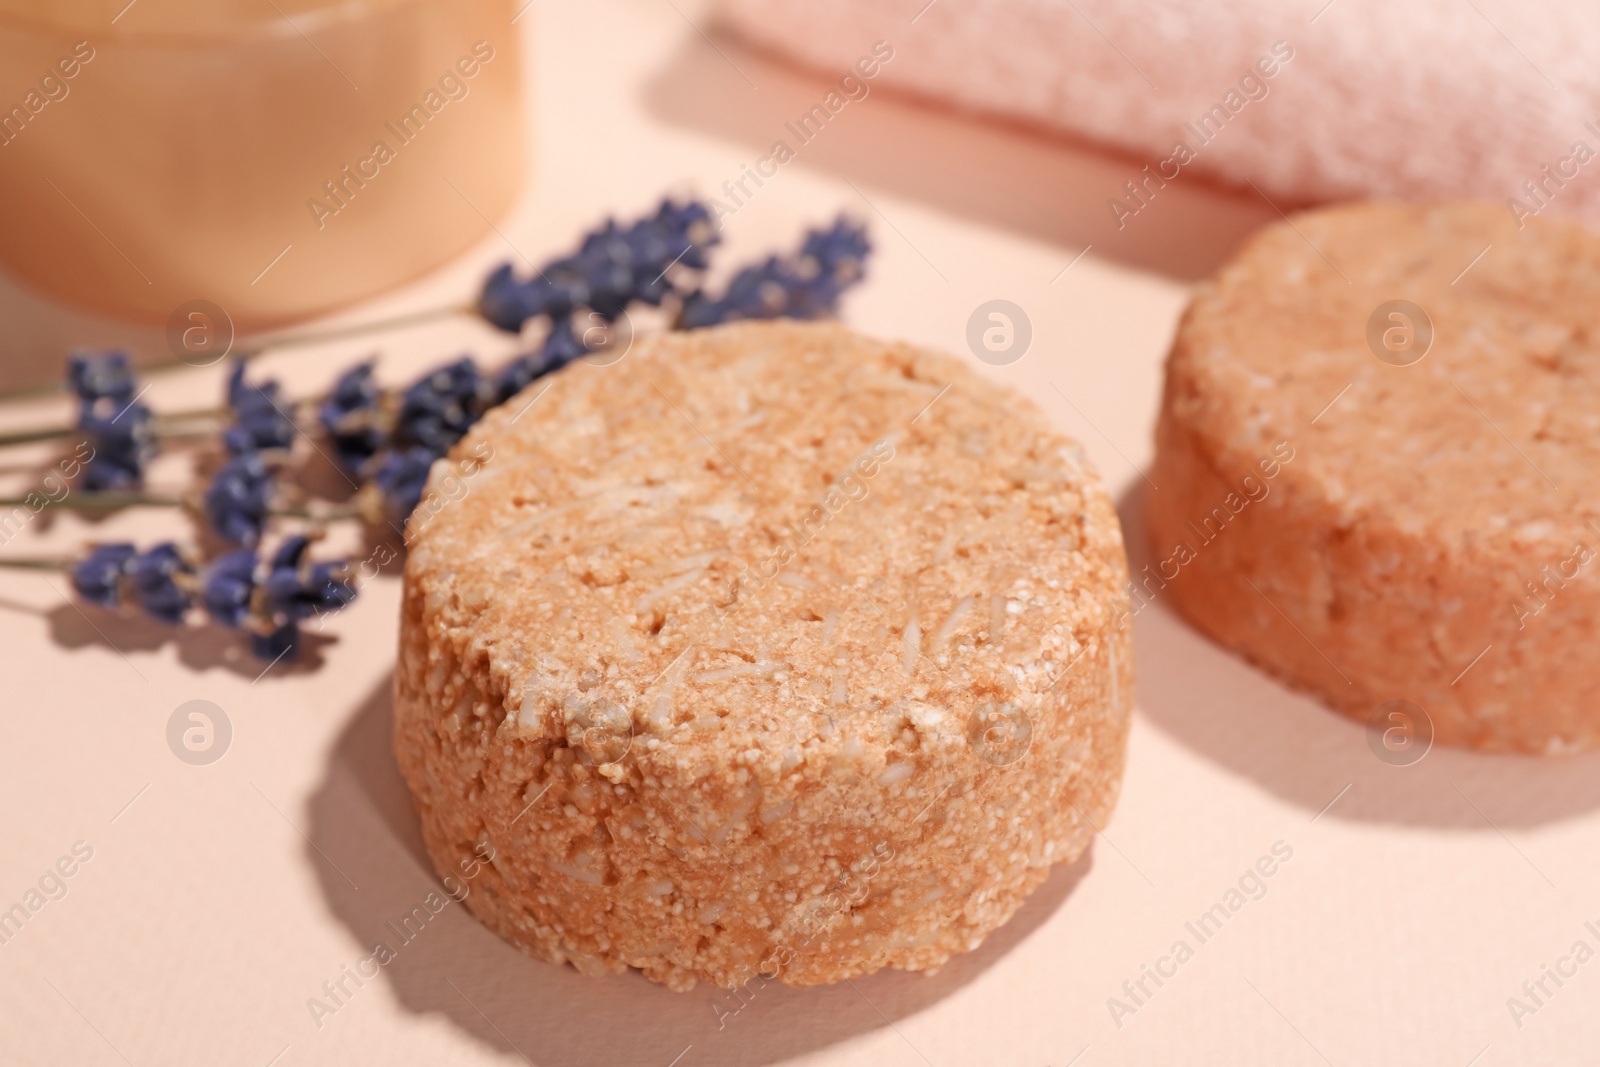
[0,0,524,331]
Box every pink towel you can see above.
[712,0,1600,231]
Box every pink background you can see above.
[0,2,1591,1064]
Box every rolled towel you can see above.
[712,0,1600,231]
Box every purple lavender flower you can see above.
[197,537,358,660]
[478,264,550,334]
[535,257,595,321]
[677,216,870,329]
[203,451,274,546]
[78,397,157,491]
[790,215,872,317]
[68,350,158,489]
[494,316,589,404]
[394,358,486,455]
[67,351,138,405]
[127,542,195,623]
[262,535,356,619]
[652,199,717,271]
[71,542,193,623]
[578,222,643,321]
[318,361,386,475]
[494,352,559,407]
[478,260,591,334]
[476,198,718,334]
[252,534,356,659]
[679,256,790,328]
[580,199,720,317]
[201,549,257,628]
[71,543,138,607]
[370,447,436,524]
[223,361,297,455]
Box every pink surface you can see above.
[1,2,1597,1065]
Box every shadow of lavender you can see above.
[45,599,338,677]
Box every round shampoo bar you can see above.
[1149,201,1600,754]
[394,320,1132,989]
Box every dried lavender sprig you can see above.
[0,351,233,451]
[677,215,870,328]
[8,207,870,549]
[0,490,357,523]
[318,315,600,485]
[0,535,360,661]
[0,413,225,450]
[334,214,868,524]
[203,534,360,660]
[477,198,718,333]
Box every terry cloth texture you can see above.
[713,0,1600,229]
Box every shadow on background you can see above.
[1117,483,1600,830]
[42,599,337,677]
[305,675,1094,1067]
[0,276,165,395]
[642,29,1280,282]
